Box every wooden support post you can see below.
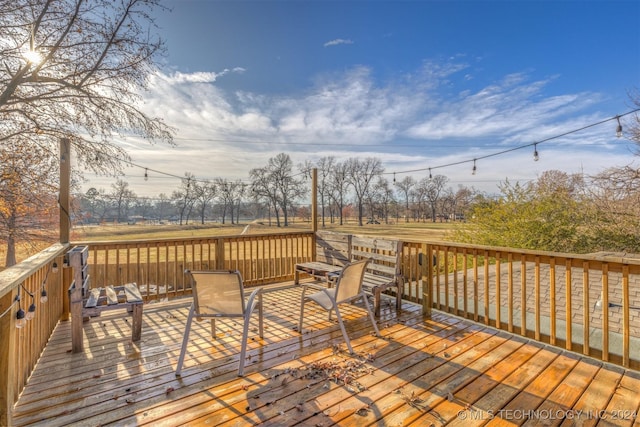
[59,138,71,244]
[311,168,318,233]
[69,282,83,353]
[422,243,433,316]
[61,259,72,321]
[0,289,17,426]
[215,238,225,270]
[131,304,143,341]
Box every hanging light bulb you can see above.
[393,172,396,184]
[428,168,432,180]
[144,168,148,181]
[533,144,539,161]
[16,308,26,329]
[616,116,623,138]
[52,261,58,273]
[472,159,477,175]
[26,302,36,320]
[40,289,48,303]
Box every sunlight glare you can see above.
[24,49,42,65]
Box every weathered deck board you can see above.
[11,281,640,427]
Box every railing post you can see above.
[61,259,72,321]
[215,238,225,270]
[59,138,71,244]
[422,243,432,316]
[0,289,17,426]
[311,168,318,232]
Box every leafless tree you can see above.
[373,177,395,224]
[394,176,416,222]
[172,173,196,225]
[110,179,136,222]
[0,142,57,265]
[424,174,448,222]
[0,0,174,174]
[250,167,281,226]
[587,166,640,251]
[347,157,384,226]
[329,161,350,225]
[193,180,217,225]
[155,193,172,222]
[251,153,303,227]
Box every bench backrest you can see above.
[350,235,402,280]
[313,231,402,280]
[315,231,352,267]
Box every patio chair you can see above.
[175,270,263,377]
[298,259,380,354]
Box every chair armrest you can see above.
[246,287,263,314]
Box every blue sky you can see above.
[88,0,640,197]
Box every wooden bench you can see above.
[67,246,144,353]
[349,235,404,317]
[294,231,404,316]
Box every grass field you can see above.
[1,219,460,269]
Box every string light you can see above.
[533,143,539,161]
[0,295,20,327]
[41,261,55,303]
[428,168,432,180]
[26,301,36,321]
[15,288,25,329]
[388,109,639,179]
[144,168,148,181]
[393,172,396,184]
[15,306,26,329]
[472,159,477,175]
[616,116,623,138]
[20,285,36,321]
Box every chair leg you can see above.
[238,314,252,376]
[258,295,264,339]
[175,304,195,377]
[333,306,354,354]
[210,318,216,338]
[361,292,381,337]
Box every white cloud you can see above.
[166,68,245,84]
[323,38,354,47]
[86,61,629,197]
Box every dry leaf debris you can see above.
[271,352,376,394]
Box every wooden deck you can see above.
[12,281,640,427]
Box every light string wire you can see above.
[0,261,54,321]
[71,109,639,185]
[387,109,640,176]
[0,298,17,319]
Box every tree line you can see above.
[75,153,478,229]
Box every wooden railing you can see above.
[400,240,640,370]
[0,243,68,426]
[0,231,314,425]
[75,231,315,300]
[3,231,639,424]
